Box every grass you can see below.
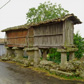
[0,59,84,82]
[28,66,84,81]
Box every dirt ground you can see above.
[0,61,84,84]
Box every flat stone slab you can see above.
[50,69,74,76]
[23,48,38,51]
[40,60,53,65]
[55,70,74,76]
[57,48,78,52]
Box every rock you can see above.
[50,68,74,76]
[71,61,81,69]
[79,71,84,78]
[12,58,24,64]
[55,70,74,76]
[38,64,43,68]
[76,61,84,78]
[40,60,53,66]
[79,61,84,70]
[24,60,34,67]
[30,62,34,66]
[59,62,69,70]
[80,56,84,61]
[24,60,30,67]
[76,69,80,76]
[50,69,56,73]
[1,57,10,61]
[65,62,75,71]
[51,63,59,69]
[44,66,50,70]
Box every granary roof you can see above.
[1,24,30,32]
[2,14,82,32]
[31,13,82,27]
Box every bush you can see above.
[48,48,61,64]
[74,32,84,59]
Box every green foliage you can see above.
[26,1,69,23]
[48,48,61,64]
[74,32,84,59]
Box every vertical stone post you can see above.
[60,52,67,66]
[23,48,34,62]
[69,52,75,61]
[42,49,47,60]
[23,48,41,67]
[34,48,40,67]
[57,49,68,69]
[12,47,23,61]
[6,47,15,60]
[27,50,34,62]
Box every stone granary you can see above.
[2,14,82,67]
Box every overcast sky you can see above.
[0,0,84,38]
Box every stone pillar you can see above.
[34,48,40,67]
[69,52,75,61]
[60,52,67,66]
[27,50,34,62]
[23,48,41,67]
[57,47,78,69]
[23,48,35,62]
[6,47,15,59]
[42,49,47,60]
[12,47,23,60]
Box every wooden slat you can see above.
[34,34,62,37]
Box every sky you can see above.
[0,0,84,38]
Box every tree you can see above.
[26,1,69,23]
[74,32,84,59]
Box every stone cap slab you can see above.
[57,48,78,52]
[23,47,38,51]
[12,47,19,50]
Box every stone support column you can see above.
[57,47,78,69]
[6,47,15,59]
[23,48,41,67]
[69,52,75,61]
[23,47,41,67]
[27,50,34,62]
[42,49,47,60]
[23,48,35,62]
[12,47,23,59]
[34,48,40,67]
[60,52,67,66]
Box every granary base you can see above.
[23,48,34,62]
[34,48,40,67]
[12,47,23,60]
[23,47,41,67]
[6,47,15,59]
[57,48,78,69]
[60,52,67,68]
